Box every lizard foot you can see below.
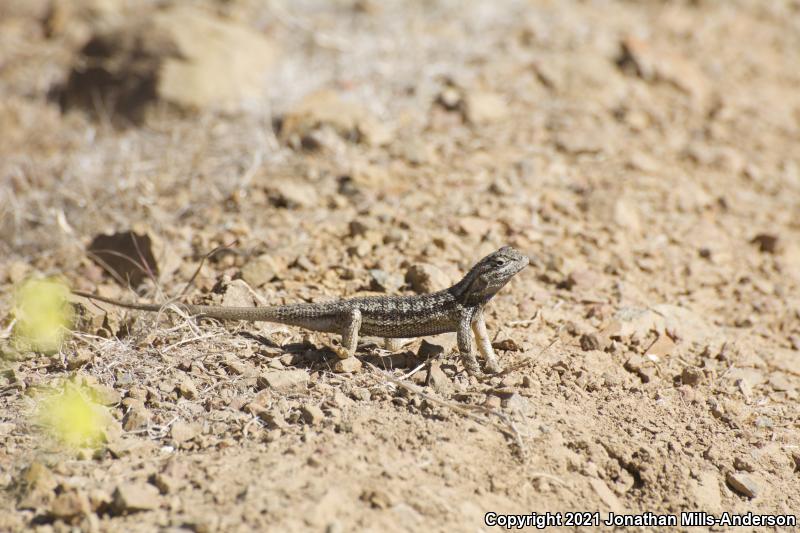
[331,344,351,360]
[484,359,503,374]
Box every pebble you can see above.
[463,90,509,124]
[50,491,89,520]
[751,233,778,254]
[67,348,94,370]
[111,483,160,514]
[153,473,178,495]
[269,180,319,208]
[405,263,451,294]
[426,361,452,395]
[333,358,362,373]
[87,383,122,406]
[170,420,201,444]
[256,369,309,393]
[222,279,255,308]
[241,255,280,287]
[177,376,198,400]
[369,269,402,292]
[733,456,756,472]
[681,367,703,386]
[491,338,520,352]
[300,404,325,426]
[580,333,601,351]
[122,408,151,432]
[725,472,759,498]
[417,337,456,359]
[257,408,287,429]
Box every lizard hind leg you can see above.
[383,338,408,352]
[333,308,362,360]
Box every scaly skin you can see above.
[73,246,529,374]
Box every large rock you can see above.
[59,5,277,122]
[280,89,392,147]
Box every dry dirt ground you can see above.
[2,0,800,531]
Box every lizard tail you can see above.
[71,290,282,322]
[71,290,193,313]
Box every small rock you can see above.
[681,367,703,386]
[725,472,758,499]
[624,355,653,382]
[369,269,402,292]
[463,90,509,124]
[153,474,178,495]
[360,488,393,510]
[484,395,502,409]
[645,334,676,357]
[491,338,520,352]
[300,404,325,426]
[50,491,89,520]
[350,387,371,401]
[222,279,255,308]
[177,376,198,400]
[280,89,384,146]
[257,408,287,429]
[426,361,452,395]
[170,420,201,444]
[241,255,280,287]
[580,333,601,351]
[417,337,456,359]
[789,335,800,351]
[87,383,121,406]
[733,456,756,473]
[348,219,372,237]
[751,233,778,254]
[87,231,159,287]
[405,263,451,294]
[6,260,29,283]
[436,86,462,110]
[269,180,319,208]
[67,348,94,370]
[111,483,160,514]
[122,408,151,432]
[456,216,492,237]
[256,370,309,393]
[334,358,362,373]
[768,373,793,392]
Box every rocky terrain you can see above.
[1,0,799,531]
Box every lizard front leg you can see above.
[472,309,502,374]
[334,308,362,359]
[457,311,481,375]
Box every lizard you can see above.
[73,245,529,374]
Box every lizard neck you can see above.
[448,266,489,307]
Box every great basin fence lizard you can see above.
[74,246,529,374]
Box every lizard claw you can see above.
[332,344,351,360]
[484,359,503,374]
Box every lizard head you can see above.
[454,245,529,305]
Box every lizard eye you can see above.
[492,258,507,267]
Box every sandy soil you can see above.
[1,1,799,531]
